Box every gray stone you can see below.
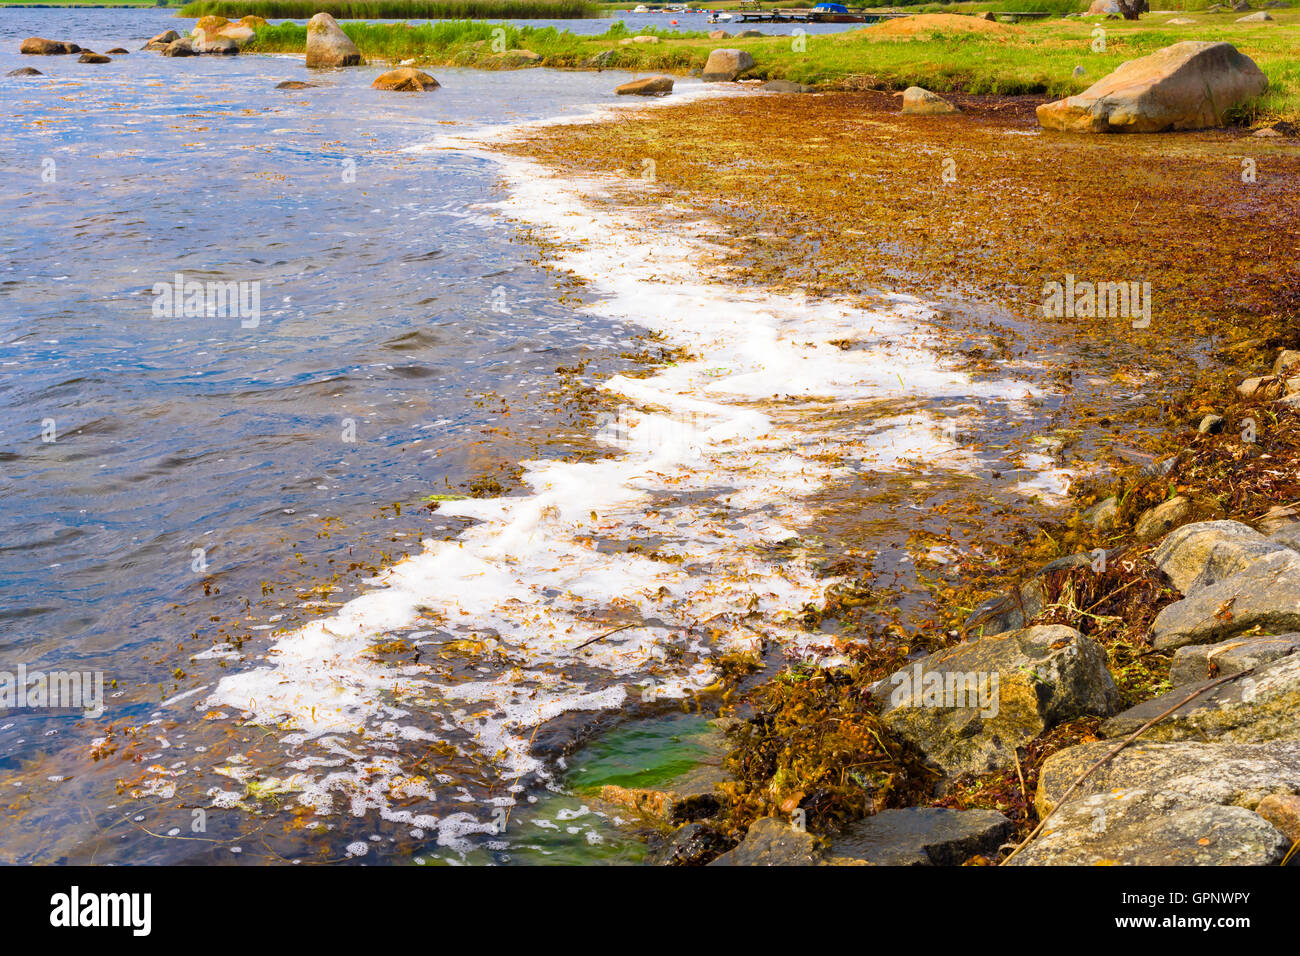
[1134,495,1191,542]
[762,79,814,93]
[1197,413,1224,434]
[1102,653,1300,742]
[1010,740,1299,865]
[1151,549,1300,649]
[1269,523,1300,552]
[829,807,1011,865]
[1151,519,1282,594]
[1170,633,1300,685]
[902,86,959,115]
[1083,496,1119,531]
[963,551,1094,637]
[708,817,823,865]
[876,625,1120,777]
[701,48,754,82]
[305,12,362,68]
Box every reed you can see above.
[178,0,602,20]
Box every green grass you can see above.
[247,10,1300,122]
[179,0,601,18]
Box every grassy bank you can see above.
[247,11,1300,121]
[179,0,601,19]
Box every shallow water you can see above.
[0,9,1068,865]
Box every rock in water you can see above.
[1036,41,1268,133]
[709,817,823,865]
[20,38,81,55]
[106,48,129,55]
[762,79,813,93]
[615,75,673,95]
[276,80,316,90]
[78,52,111,64]
[875,625,1121,777]
[305,12,363,68]
[701,48,754,82]
[371,68,440,91]
[7,67,43,76]
[902,86,959,115]
[162,39,198,58]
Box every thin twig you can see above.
[1000,666,1255,865]
[573,621,639,651]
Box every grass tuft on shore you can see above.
[179,0,602,20]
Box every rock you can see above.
[275,80,317,90]
[1258,504,1300,534]
[162,39,197,58]
[7,67,43,76]
[1170,633,1300,685]
[902,86,959,116]
[963,552,1095,637]
[762,79,813,93]
[1166,16,1197,23]
[1233,0,1252,8]
[582,49,619,69]
[1036,41,1268,133]
[1011,740,1298,865]
[1133,495,1191,542]
[1151,549,1300,649]
[709,817,823,866]
[1255,126,1283,137]
[1237,9,1273,18]
[198,37,241,56]
[658,822,731,865]
[597,780,719,825]
[738,29,763,37]
[615,75,673,96]
[305,12,362,68]
[619,35,660,45]
[1270,523,1300,551]
[106,48,129,56]
[828,808,1011,865]
[77,52,110,64]
[1197,413,1224,434]
[1255,793,1300,843]
[490,49,542,66]
[1072,65,1086,78]
[20,38,81,55]
[1087,0,1121,11]
[1150,519,1282,594]
[1103,653,1300,743]
[1273,349,1300,376]
[708,30,731,39]
[1082,495,1119,531]
[371,68,440,91]
[1237,374,1278,398]
[875,625,1120,777]
[144,29,179,49]
[701,48,754,82]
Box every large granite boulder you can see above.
[305,12,363,68]
[1010,741,1298,864]
[875,625,1121,777]
[1102,653,1300,743]
[1151,549,1300,649]
[1036,41,1268,133]
[1151,519,1286,594]
[701,48,754,82]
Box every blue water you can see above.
[0,6,725,863]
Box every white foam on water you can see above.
[186,87,1064,850]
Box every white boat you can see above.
[633,4,648,11]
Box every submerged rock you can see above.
[1102,653,1300,743]
[902,86,959,115]
[77,52,111,64]
[876,625,1120,777]
[7,67,43,76]
[106,48,129,56]
[709,817,823,865]
[371,67,440,91]
[20,37,81,55]
[305,12,363,68]
[701,48,754,82]
[829,808,1011,865]
[1036,41,1268,133]
[275,80,317,90]
[615,75,673,95]
[1011,740,1298,865]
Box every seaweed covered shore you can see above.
[499,89,1300,864]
